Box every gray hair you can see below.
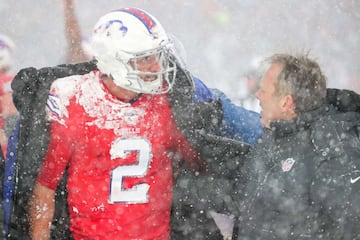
[265,52,327,113]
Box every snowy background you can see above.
[1,0,359,105]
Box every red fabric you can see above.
[0,73,14,129]
[1,143,6,158]
[0,74,13,93]
[37,72,202,240]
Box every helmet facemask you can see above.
[112,44,177,94]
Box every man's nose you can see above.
[148,60,161,72]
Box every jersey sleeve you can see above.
[36,120,74,190]
[45,78,74,124]
[37,81,75,190]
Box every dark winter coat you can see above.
[171,89,360,240]
[8,61,98,239]
[171,134,250,240]
[235,105,360,240]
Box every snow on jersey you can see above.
[38,71,201,240]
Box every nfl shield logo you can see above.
[281,158,295,172]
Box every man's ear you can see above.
[280,94,295,113]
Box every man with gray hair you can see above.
[233,52,360,239]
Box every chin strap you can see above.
[128,93,143,105]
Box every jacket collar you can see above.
[269,105,333,139]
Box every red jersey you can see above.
[37,71,201,240]
[0,73,13,128]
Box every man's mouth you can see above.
[144,75,158,82]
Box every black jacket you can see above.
[8,61,98,239]
[235,105,360,240]
[171,134,250,240]
[171,89,360,240]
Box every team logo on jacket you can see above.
[281,158,296,172]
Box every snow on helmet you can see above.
[0,34,15,70]
[91,8,177,94]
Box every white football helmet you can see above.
[0,34,15,71]
[91,8,177,94]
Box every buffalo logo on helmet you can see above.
[93,19,128,37]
